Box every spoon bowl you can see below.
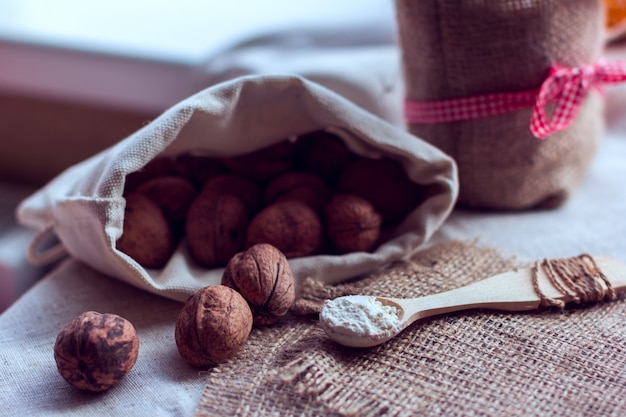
[319,318,397,348]
[318,295,405,348]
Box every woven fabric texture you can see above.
[396,0,606,210]
[196,240,626,416]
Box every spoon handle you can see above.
[396,256,626,323]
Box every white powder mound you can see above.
[320,295,401,337]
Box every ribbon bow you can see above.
[531,61,626,138]
[404,60,626,139]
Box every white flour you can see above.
[320,295,401,337]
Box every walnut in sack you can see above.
[135,175,197,224]
[201,174,262,217]
[324,194,382,254]
[339,157,424,224]
[186,192,248,268]
[116,193,175,269]
[53,311,139,392]
[222,140,294,182]
[222,243,295,326]
[175,285,253,366]
[173,153,227,188]
[294,130,357,185]
[123,156,178,193]
[246,200,322,258]
[263,171,331,212]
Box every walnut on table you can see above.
[53,311,140,392]
[222,243,295,326]
[175,285,253,367]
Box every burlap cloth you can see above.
[395,0,606,210]
[194,240,626,416]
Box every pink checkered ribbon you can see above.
[405,60,626,139]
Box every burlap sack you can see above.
[395,0,606,210]
[196,240,626,416]
[16,74,457,303]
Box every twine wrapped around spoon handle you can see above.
[531,254,616,308]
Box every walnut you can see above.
[53,311,139,392]
[116,193,175,269]
[338,157,424,224]
[294,130,357,185]
[185,192,248,268]
[324,194,382,254]
[173,153,227,188]
[263,171,331,212]
[246,200,322,258]
[222,244,295,326]
[175,285,253,366]
[124,156,178,193]
[135,175,197,225]
[201,174,262,217]
[222,140,294,182]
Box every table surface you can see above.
[2,118,625,417]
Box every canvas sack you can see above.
[17,74,458,302]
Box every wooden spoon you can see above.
[319,256,626,348]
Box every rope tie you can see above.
[404,60,626,139]
[531,254,615,308]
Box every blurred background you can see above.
[0,0,397,185]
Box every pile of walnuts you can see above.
[116,130,425,270]
[53,243,296,392]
